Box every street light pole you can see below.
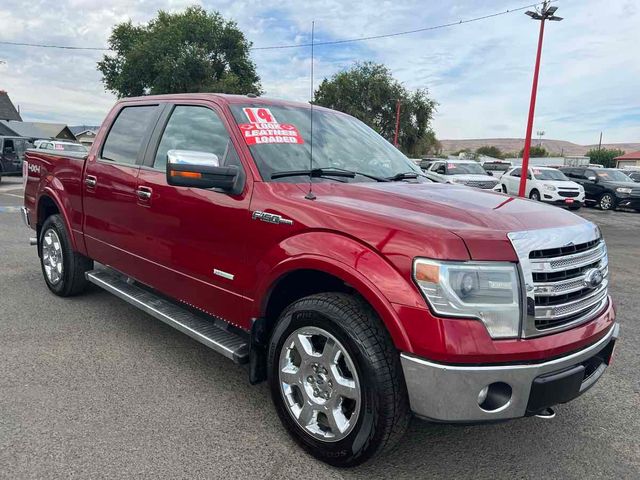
[518,1,562,197]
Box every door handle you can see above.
[85,175,97,188]
[136,187,152,200]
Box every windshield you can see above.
[532,169,568,181]
[597,169,632,182]
[483,163,510,172]
[447,162,487,175]
[230,104,422,182]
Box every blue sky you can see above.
[0,0,638,144]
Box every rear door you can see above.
[130,101,254,327]
[83,103,163,273]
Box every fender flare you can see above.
[253,232,426,353]
[37,184,78,252]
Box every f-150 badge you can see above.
[252,211,294,226]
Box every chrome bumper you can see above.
[400,323,619,422]
[20,206,31,227]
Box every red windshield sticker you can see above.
[238,123,304,145]
[243,107,277,124]
[54,144,64,150]
[533,169,541,174]
[448,163,456,169]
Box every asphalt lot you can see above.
[1,176,639,479]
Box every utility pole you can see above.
[598,132,603,151]
[518,1,563,197]
[393,99,401,148]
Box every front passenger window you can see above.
[154,106,240,171]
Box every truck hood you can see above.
[302,182,588,261]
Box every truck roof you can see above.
[119,93,336,113]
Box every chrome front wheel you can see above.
[42,228,63,285]
[279,326,361,442]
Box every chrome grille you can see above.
[508,224,609,338]
[466,180,498,189]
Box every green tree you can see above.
[586,148,625,168]
[98,6,261,97]
[476,145,503,158]
[314,62,437,156]
[519,145,548,157]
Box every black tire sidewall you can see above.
[530,190,540,201]
[267,303,383,466]
[39,215,72,295]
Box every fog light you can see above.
[478,382,512,412]
[477,386,489,405]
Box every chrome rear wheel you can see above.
[42,228,63,285]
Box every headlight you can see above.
[449,177,466,185]
[616,187,632,194]
[543,184,556,191]
[413,259,521,338]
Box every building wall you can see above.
[616,159,640,168]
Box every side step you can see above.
[86,269,249,364]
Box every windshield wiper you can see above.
[271,167,389,182]
[387,171,420,181]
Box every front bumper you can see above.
[616,196,640,209]
[400,323,619,422]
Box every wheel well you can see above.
[37,196,60,227]
[264,269,351,325]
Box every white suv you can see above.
[500,166,585,210]
[424,159,501,191]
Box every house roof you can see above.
[0,120,76,140]
[69,125,100,135]
[0,91,22,121]
[614,151,640,161]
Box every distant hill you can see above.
[439,138,640,157]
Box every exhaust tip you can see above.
[535,407,556,419]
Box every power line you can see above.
[0,0,558,53]
[0,40,108,51]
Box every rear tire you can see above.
[501,185,507,194]
[40,214,93,296]
[268,293,410,467]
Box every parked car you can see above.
[22,94,618,466]
[624,171,640,182]
[424,159,501,191]
[35,140,88,153]
[500,166,584,210]
[419,157,439,171]
[0,136,28,184]
[560,167,640,211]
[480,160,512,179]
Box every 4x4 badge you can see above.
[252,211,294,226]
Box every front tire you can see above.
[268,293,410,467]
[599,193,616,210]
[40,214,93,296]
[529,189,541,201]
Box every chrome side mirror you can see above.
[166,149,241,193]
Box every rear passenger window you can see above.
[153,105,240,171]
[101,105,158,165]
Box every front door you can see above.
[131,103,254,328]
[83,103,163,273]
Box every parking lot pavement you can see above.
[1,181,639,479]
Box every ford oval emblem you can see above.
[583,268,604,289]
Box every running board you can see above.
[85,269,249,364]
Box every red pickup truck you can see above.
[21,94,618,466]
